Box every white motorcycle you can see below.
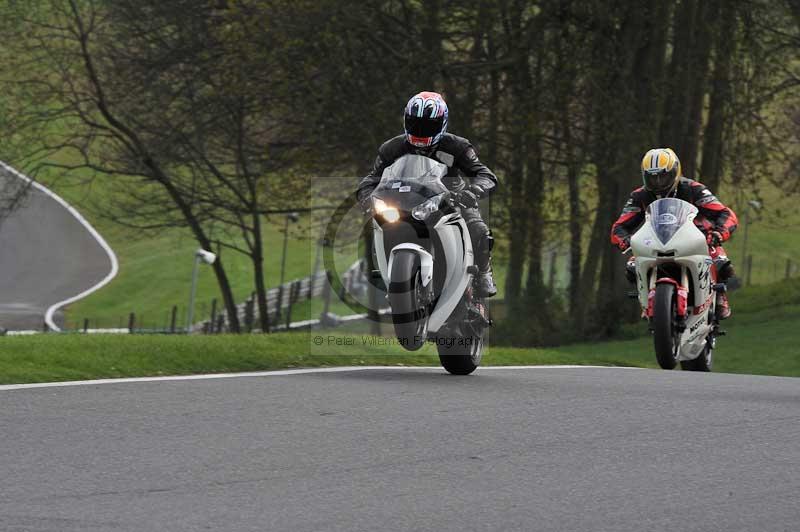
[630,198,724,371]
[369,154,490,375]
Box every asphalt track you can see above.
[1,366,798,532]
[0,164,115,330]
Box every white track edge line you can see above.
[0,365,640,391]
[0,161,119,332]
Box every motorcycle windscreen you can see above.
[647,198,698,246]
[377,155,448,193]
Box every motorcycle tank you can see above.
[373,154,449,210]
[647,198,698,246]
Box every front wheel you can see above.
[387,250,429,351]
[437,334,484,375]
[653,283,679,370]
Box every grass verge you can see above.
[2,301,797,384]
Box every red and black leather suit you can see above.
[611,177,738,280]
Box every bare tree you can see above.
[1,0,327,331]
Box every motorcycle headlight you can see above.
[373,198,400,223]
[411,194,444,221]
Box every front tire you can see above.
[437,334,484,375]
[653,283,679,370]
[387,251,429,351]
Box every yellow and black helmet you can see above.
[641,148,681,196]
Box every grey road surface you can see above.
[1,367,798,532]
[0,167,113,330]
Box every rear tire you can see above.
[653,283,679,370]
[437,334,484,375]
[388,251,428,351]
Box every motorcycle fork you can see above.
[646,264,689,328]
[675,267,690,330]
[646,269,656,319]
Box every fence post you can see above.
[209,298,217,334]
[83,318,89,333]
[170,306,177,333]
[746,255,753,286]
[285,281,300,329]
[322,272,332,317]
[128,312,136,334]
[339,272,348,301]
[245,295,255,333]
[260,289,270,333]
[346,271,354,296]
[276,284,284,322]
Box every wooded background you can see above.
[1,0,798,343]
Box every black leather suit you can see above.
[356,133,498,271]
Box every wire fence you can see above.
[508,249,799,294]
[11,251,796,335]
[47,260,371,335]
[738,256,799,287]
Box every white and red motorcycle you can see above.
[630,198,725,371]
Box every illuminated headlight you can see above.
[373,198,400,223]
[411,194,444,221]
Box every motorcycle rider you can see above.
[611,147,738,319]
[357,91,499,297]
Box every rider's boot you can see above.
[471,226,497,297]
[716,292,731,320]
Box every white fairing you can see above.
[428,214,474,332]
[373,220,389,286]
[630,198,715,361]
[373,213,474,334]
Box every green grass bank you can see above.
[1,299,797,384]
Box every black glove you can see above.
[359,197,373,216]
[706,230,723,247]
[457,185,484,209]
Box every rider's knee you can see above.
[471,227,493,255]
[468,220,491,249]
[478,230,494,255]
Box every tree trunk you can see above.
[553,3,584,324]
[504,134,527,309]
[566,146,582,321]
[682,1,716,178]
[501,6,530,311]
[583,0,669,335]
[660,0,699,152]
[420,0,442,91]
[699,1,736,191]
[523,135,546,324]
[522,51,548,335]
[251,211,270,333]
